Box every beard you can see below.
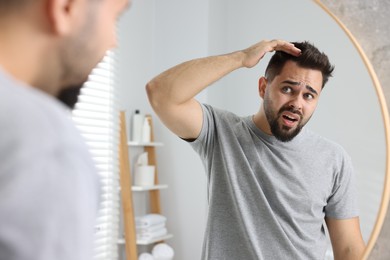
[56,84,83,109]
[56,6,100,110]
[264,100,307,142]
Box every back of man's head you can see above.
[265,41,334,88]
[0,0,32,13]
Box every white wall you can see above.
[117,0,386,259]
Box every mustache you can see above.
[278,106,303,117]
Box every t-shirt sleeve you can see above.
[324,151,359,219]
[189,103,216,160]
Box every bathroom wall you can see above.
[117,0,209,259]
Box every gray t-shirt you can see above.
[0,69,100,260]
[190,104,358,260]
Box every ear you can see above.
[46,0,84,36]
[258,76,267,98]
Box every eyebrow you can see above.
[281,80,318,96]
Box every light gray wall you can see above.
[116,0,386,259]
[117,0,208,259]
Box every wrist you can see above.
[227,50,246,69]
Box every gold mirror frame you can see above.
[313,1,390,259]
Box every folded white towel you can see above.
[137,227,167,240]
[135,214,166,228]
[152,243,174,260]
[137,222,165,234]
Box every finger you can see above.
[272,40,301,57]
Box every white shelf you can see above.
[137,233,173,245]
[118,184,168,192]
[132,184,168,191]
[128,141,164,147]
[118,234,173,246]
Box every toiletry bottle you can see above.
[131,110,144,142]
[141,117,151,143]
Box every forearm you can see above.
[326,217,365,260]
[333,243,365,260]
[146,51,245,108]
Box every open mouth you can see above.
[281,112,300,127]
[282,114,298,123]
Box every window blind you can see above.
[72,51,121,260]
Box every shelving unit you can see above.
[118,111,172,260]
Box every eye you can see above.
[281,86,292,94]
[304,93,315,100]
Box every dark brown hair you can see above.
[265,41,334,88]
[0,0,35,15]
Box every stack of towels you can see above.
[138,243,175,260]
[135,214,167,241]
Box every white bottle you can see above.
[131,110,144,142]
[141,117,151,143]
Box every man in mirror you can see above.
[146,39,365,259]
[0,0,129,259]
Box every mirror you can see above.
[117,0,389,259]
[207,0,386,255]
[315,1,390,258]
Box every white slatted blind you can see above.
[72,51,121,260]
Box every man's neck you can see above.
[252,110,272,136]
[0,18,60,96]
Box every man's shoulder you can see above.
[0,74,83,153]
[304,128,349,158]
[1,75,72,129]
[201,103,243,122]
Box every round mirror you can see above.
[314,1,390,258]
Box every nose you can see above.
[288,95,303,112]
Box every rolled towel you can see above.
[137,227,168,241]
[138,252,154,260]
[152,243,174,260]
[135,214,166,228]
[137,222,166,234]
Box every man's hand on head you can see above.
[240,39,301,68]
